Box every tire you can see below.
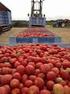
[0,27,2,34]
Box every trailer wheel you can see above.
[0,27,2,34]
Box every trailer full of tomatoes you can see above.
[0,44,70,94]
[16,28,55,38]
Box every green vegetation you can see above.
[12,20,70,27]
[12,20,29,27]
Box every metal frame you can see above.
[29,0,46,27]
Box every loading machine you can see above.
[29,0,46,27]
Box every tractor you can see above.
[53,19,70,28]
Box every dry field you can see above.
[47,25,70,43]
[0,25,70,45]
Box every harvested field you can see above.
[47,26,70,43]
[0,25,70,45]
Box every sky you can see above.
[0,0,70,20]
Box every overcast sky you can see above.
[0,0,70,20]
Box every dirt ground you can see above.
[47,25,70,43]
[0,25,70,45]
[0,28,26,44]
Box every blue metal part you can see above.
[16,37,32,43]
[0,11,11,26]
[9,37,61,44]
[29,17,46,27]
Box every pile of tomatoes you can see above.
[0,44,70,94]
[16,28,54,38]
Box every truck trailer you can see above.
[0,2,12,33]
